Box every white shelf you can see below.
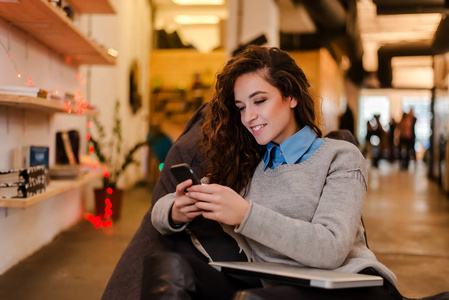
[0,171,102,208]
[0,93,98,116]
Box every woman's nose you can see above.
[243,106,257,123]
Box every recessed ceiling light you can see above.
[174,15,220,24]
[172,0,224,5]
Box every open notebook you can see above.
[209,261,384,289]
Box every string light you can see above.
[84,186,115,228]
[1,38,23,80]
[82,145,116,228]
[3,39,109,229]
[25,77,34,87]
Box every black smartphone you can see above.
[170,163,201,185]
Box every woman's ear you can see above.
[290,97,298,108]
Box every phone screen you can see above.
[170,163,201,185]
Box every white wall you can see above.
[0,0,152,275]
[226,0,279,57]
[79,0,152,189]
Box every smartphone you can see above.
[170,163,201,185]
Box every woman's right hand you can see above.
[170,179,203,224]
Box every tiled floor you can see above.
[0,160,448,300]
[0,185,152,300]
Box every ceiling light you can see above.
[174,15,220,24]
[172,0,224,5]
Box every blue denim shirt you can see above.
[263,125,324,170]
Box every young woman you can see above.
[148,46,401,300]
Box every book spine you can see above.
[61,132,77,165]
[0,165,46,198]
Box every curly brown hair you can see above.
[200,45,322,195]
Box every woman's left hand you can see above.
[186,184,249,226]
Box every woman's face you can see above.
[234,72,298,145]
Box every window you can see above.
[358,96,390,144]
[402,96,431,153]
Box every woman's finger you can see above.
[180,202,202,213]
[186,191,217,203]
[175,179,193,196]
[186,211,203,219]
[195,201,215,212]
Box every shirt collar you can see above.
[263,125,317,170]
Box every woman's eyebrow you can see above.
[249,91,266,98]
[235,91,268,103]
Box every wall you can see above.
[433,54,449,182]
[0,9,91,275]
[226,0,279,57]
[0,0,151,275]
[79,0,152,189]
[150,49,226,90]
[289,49,344,135]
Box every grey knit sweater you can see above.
[151,138,397,285]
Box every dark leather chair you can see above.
[101,103,246,300]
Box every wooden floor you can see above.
[0,160,448,299]
[363,160,449,299]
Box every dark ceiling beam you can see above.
[295,0,347,31]
[289,0,365,84]
[377,41,433,88]
[432,13,449,54]
[373,0,445,15]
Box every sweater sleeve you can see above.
[235,145,368,269]
[151,192,188,235]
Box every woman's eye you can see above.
[237,106,245,112]
[255,99,266,105]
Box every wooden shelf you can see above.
[0,0,116,65]
[0,171,102,208]
[68,0,116,14]
[0,94,98,116]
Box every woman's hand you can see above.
[170,179,203,224]
[186,184,249,226]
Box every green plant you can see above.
[88,100,148,189]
